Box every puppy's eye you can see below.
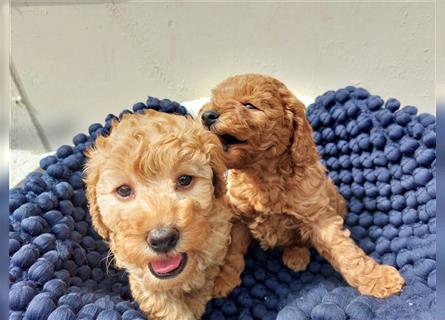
[116,185,133,198]
[243,102,257,110]
[177,175,193,188]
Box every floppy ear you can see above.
[84,138,111,240]
[278,83,319,167]
[204,134,227,198]
[212,168,226,199]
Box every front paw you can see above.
[213,275,241,298]
[358,265,405,298]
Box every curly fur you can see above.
[199,74,404,298]
[84,110,250,319]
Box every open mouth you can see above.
[219,133,246,151]
[148,253,187,279]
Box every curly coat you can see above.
[85,110,249,319]
[199,74,404,298]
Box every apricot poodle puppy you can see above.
[199,74,405,298]
[85,110,249,319]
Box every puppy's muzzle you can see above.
[148,227,179,253]
[201,110,219,127]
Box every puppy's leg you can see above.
[213,223,251,297]
[282,245,311,272]
[327,179,348,219]
[310,210,404,298]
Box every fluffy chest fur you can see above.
[227,163,340,249]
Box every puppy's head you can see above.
[84,110,227,291]
[199,74,318,169]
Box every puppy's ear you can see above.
[278,83,319,167]
[84,137,111,240]
[204,134,227,198]
[212,169,226,199]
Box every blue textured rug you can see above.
[9,88,436,320]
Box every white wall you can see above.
[11,1,435,152]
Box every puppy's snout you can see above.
[201,110,219,127]
[148,227,180,253]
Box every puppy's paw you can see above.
[213,275,241,298]
[358,265,405,298]
[282,246,311,272]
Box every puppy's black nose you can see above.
[201,110,219,127]
[148,227,179,253]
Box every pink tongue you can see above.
[151,254,182,274]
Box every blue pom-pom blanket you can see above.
[9,88,436,320]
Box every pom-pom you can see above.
[320,91,336,109]
[43,251,62,269]
[237,291,253,308]
[43,210,63,226]
[345,300,374,319]
[395,111,412,126]
[77,303,103,318]
[10,285,36,311]
[32,233,56,253]
[311,303,346,320]
[54,270,70,282]
[277,306,308,320]
[252,304,268,319]
[73,133,88,145]
[335,89,349,103]
[88,123,103,135]
[39,156,58,170]
[422,131,436,148]
[72,190,87,207]
[11,244,39,268]
[251,284,267,299]
[48,305,76,320]
[43,279,67,300]
[68,173,84,189]
[353,88,369,99]
[413,259,436,278]
[12,203,42,222]
[9,192,27,213]
[418,113,435,127]
[24,293,56,320]
[46,164,70,180]
[10,238,21,255]
[28,259,54,284]
[122,309,145,320]
[35,192,59,211]
[385,98,400,112]
[52,223,71,240]
[58,293,83,313]
[53,182,74,200]
[221,300,238,316]
[72,207,86,221]
[413,168,433,186]
[24,177,47,195]
[56,145,74,159]
[367,96,384,110]
[97,310,122,320]
[10,311,24,320]
[427,270,436,289]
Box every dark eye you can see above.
[177,175,193,188]
[116,185,133,198]
[243,102,257,110]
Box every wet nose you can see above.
[201,110,219,127]
[147,227,179,253]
